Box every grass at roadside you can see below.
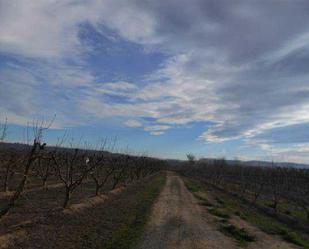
[218,194,309,248]
[184,177,309,249]
[184,179,212,206]
[219,224,255,247]
[208,207,230,219]
[96,172,166,249]
[184,178,254,247]
[185,179,203,193]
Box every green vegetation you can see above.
[278,228,308,247]
[184,179,213,207]
[219,224,255,247]
[221,197,309,248]
[184,177,309,248]
[208,207,230,219]
[215,197,225,206]
[198,200,213,207]
[185,178,255,247]
[100,173,166,249]
[185,179,203,193]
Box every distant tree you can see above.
[52,148,93,208]
[0,118,8,142]
[0,118,53,219]
[0,137,46,218]
[1,151,21,192]
[89,152,115,196]
[33,153,54,188]
[186,153,196,165]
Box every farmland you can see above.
[0,135,165,248]
[0,126,309,248]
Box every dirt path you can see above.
[136,172,237,249]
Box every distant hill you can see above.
[243,160,309,169]
[1,142,308,169]
[198,158,309,169]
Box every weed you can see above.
[219,218,229,223]
[199,200,213,207]
[193,194,213,207]
[185,180,203,193]
[208,207,230,219]
[100,174,166,249]
[184,177,309,248]
[278,228,309,247]
[219,224,255,247]
[215,197,225,206]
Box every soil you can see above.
[136,172,238,249]
[136,172,300,249]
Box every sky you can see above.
[1,0,309,163]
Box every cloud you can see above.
[96,82,138,97]
[124,119,142,127]
[2,0,309,161]
[248,122,309,145]
[0,0,159,59]
[150,131,164,136]
[0,61,94,127]
[143,125,171,136]
[144,125,170,131]
[0,0,159,127]
[250,142,309,164]
[0,64,38,116]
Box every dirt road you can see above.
[136,172,237,249]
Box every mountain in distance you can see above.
[198,158,309,169]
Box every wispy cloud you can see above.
[1,0,309,161]
[150,131,164,136]
[124,119,142,128]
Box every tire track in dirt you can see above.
[136,172,237,249]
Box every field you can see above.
[0,141,165,248]
[1,142,309,249]
[179,160,309,248]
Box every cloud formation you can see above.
[1,0,309,161]
[124,119,142,128]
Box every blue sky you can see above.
[1,1,309,162]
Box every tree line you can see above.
[179,158,309,223]
[0,122,165,219]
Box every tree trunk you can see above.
[253,193,258,203]
[63,187,71,208]
[3,165,10,192]
[0,144,37,219]
[3,176,8,192]
[112,179,118,190]
[42,177,48,189]
[95,184,100,196]
[304,207,309,222]
[272,200,278,212]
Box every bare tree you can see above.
[0,119,54,218]
[88,151,115,196]
[33,153,54,188]
[0,118,8,142]
[1,151,22,192]
[110,156,126,190]
[186,153,196,166]
[0,137,46,218]
[52,148,93,208]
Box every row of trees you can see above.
[180,158,309,222]
[0,122,165,219]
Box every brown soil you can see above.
[0,178,124,249]
[137,173,300,249]
[230,216,300,249]
[136,172,238,249]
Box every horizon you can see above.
[2,139,309,168]
[1,1,309,163]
